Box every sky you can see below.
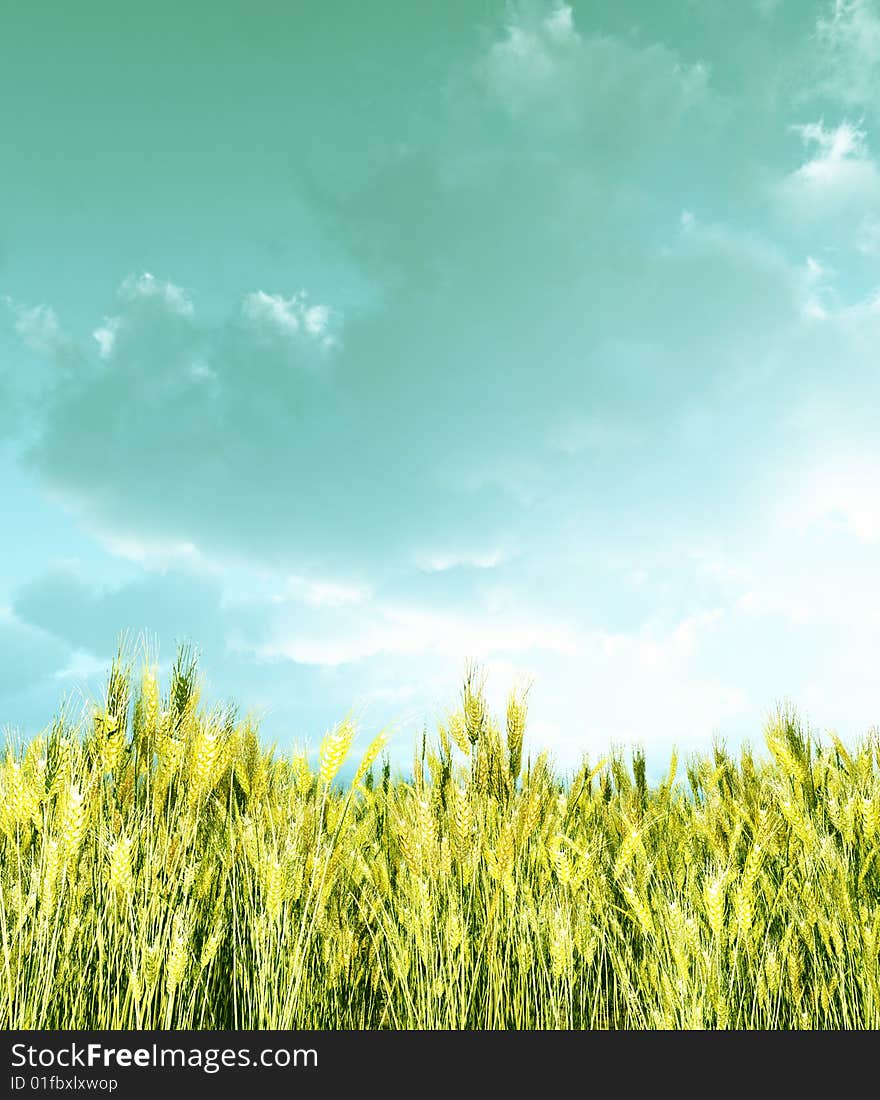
[1,0,879,769]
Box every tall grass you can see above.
[1,648,878,1029]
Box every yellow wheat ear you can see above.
[704,874,726,942]
[352,730,389,789]
[319,719,356,786]
[140,665,160,739]
[189,724,219,802]
[60,783,88,859]
[107,833,134,898]
[166,914,189,995]
[446,711,470,756]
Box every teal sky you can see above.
[2,0,880,765]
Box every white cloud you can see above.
[816,0,880,106]
[544,3,574,38]
[779,121,880,221]
[304,304,330,336]
[800,254,835,319]
[240,602,583,668]
[242,291,336,347]
[11,303,64,355]
[89,276,193,360]
[83,528,216,574]
[793,456,880,542]
[243,290,301,335]
[481,3,708,140]
[93,316,121,359]
[484,5,582,103]
[735,588,816,627]
[794,119,868,172]
[282,574,370,609]
[690,447,880,637]
[119,273,194,317]
[415,549,504,573]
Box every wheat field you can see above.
[1,647,878,1029]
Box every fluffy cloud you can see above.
[12,215,811,587]
[5,0,880,758]
[119,273,194,317]
[7,0,812,588]
[816,0,880,107]
[93,316,121,359]
[0,2,851,648]
[242,291,335,347]
[778,121,880,222]
[481,3,708,144]
[791,455,880,542]
[10,303,65,355]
